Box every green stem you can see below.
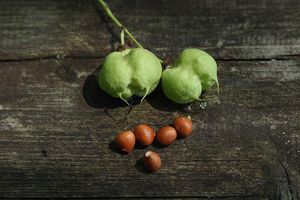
[120,29,125,46]
[98,0,143,48]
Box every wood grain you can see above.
[0,0,300,198]
[0,0,299,60]
[0,58,299,198]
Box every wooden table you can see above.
[0,0,299,199]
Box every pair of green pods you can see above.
[98,48,218,104]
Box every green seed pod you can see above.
[162,48,218,104]
[98,48,162,104]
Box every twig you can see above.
[98,0,143,48]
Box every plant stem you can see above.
[98,0,143,48]
[120,29,125,46]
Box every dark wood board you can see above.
[0,0,299,60]
[0,58,299,199]
[0,0,299,199]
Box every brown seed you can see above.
[144,151,161,172]
[156,126,177,145]
[115,131,135,152]
[173,116,193,137]
[134,124,156,146]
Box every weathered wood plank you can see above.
[0,0,299,60]
[0,58,299,198]
[1,0,300,198]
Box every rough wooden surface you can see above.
[0,0,299,199]
[1,0,300,60]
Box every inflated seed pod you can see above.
[98,48,162,104]
[162,48,218,104]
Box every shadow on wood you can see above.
[134,157,152,174]
[82,66,129,109]
[134,143,148,150]
[108,140,130,155]
[150,139,168,149]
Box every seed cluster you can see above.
[114,116,193,172]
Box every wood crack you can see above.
[278,159,294,200]
[0,54,299,63]
[216,56,299,62]
[0,55,106,63]
[1,195,261,199]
